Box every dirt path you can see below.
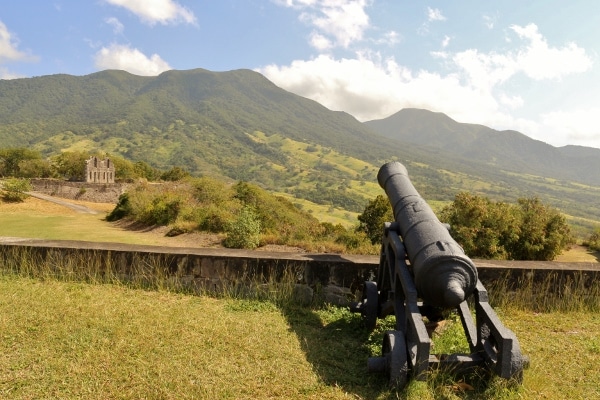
[26,192,101,214]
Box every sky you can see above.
[1,1,600,149]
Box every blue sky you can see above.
[1,1,599,149]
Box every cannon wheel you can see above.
[362,281,378,330]
[383,330,408,389]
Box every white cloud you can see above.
[539,109,600,147]
[258,22,598,149]
[104,0,196,25]
[278,0,371,49]
[0,66,23,79]
[105,17,125,35]
[94,44,171,76]
[427,7,446,22]
[452,49,517,89]
[309,32,332,51]
[499,93,524,109]
[451,24,592,89]
[482,14,495,29]
[511,23,592,80]
[441,35,450,48]
[258,53,505,123]
[0,21,32,63]
[380,30,400,46]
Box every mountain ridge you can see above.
[1,69,600,230]
[364,108,600,185]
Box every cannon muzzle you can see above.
[377,162,477,308]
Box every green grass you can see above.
[2,192,600,398]
[0,276,355,399]
[2,272,600,399]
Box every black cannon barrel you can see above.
[377,162,477,308]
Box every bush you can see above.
[440,193,573,261]
[106,193,132,221]
[356,195,393,245]
[584,228,600,252]
[1,178,32,202]
[223,206,262,249]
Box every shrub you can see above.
[1,178,32,202]
[106,193,132,221]
[440,193,573,261]
[584,228,600,252]
[223,206,262,249]
[356,195,393,245]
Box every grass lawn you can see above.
[1,194,600,398]
[1,275,600,399]
[0,196,223,248]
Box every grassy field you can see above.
[1,196,600,398]
[1,274,599,399]
[0,196,224,248]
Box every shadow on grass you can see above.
[280,305,395,399]
[280,302,526,400]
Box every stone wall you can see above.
[1,238,599,306]
[30,179,127,203]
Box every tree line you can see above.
[0,147,189,182]
[357,192,578,261]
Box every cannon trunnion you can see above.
[351,162,527,388]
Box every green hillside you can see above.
[1,69,600,235]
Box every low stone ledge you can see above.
[1,237,599,302]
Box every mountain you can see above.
[0,69,396,175]
[364,108,600,186]
[1,69,600,230]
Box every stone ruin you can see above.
[85,156,115,184]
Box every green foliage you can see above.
[511,197,574,260]
[440,193,574,260]
[0,148,44,177]
[1,177,32,202]
[223,206,262,249]
[51,151,89,181]
[108,155,137,181]
[356,195,393,244]
[584,227,600,251]
[161,166,190,182]
[105,193,132,221]
[233,181,324,241]
[292,186,368,212]
[133,161,160,181]
[106,177,376,253]
[17,158,55,178]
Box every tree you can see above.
[223,206,262,249]
[510,197,574,261]
[1,178,32,202]
[18,158,55,178]
[439,192,518,259]
[357,195,393,245]
[440,193,573,261]
[0,148,43,177]
[584,228,600,252]
[133,161,159,181]
[161,166,190,181]
[52,151,89,181]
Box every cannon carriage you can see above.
[351,162,527,388]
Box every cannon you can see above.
[351,162,527,388]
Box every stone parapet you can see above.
[1,237,599,306]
